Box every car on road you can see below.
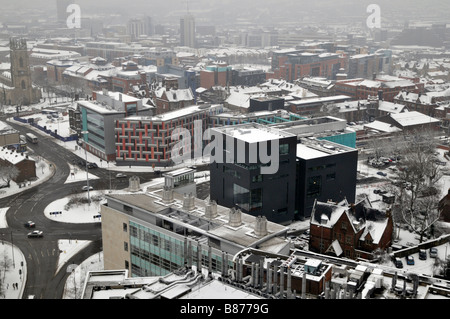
[430,247,438,258]
[406,255,415,265]
[377,171,387,177]
[82,185,93,191]
[87,162,98,169]
[27,230,43,238]
[116,173,127,178]
[24,221,35,228]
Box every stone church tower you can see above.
[0,37,41,106]
[10,38,33,105]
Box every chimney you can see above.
[182,193,195,211]
[254,216,268,237]
[228,207,242,227]
[204,199,218,219]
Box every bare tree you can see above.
[390,129,443,243]
[0,164,19,188]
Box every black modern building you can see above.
[249,96,285,113]
[295,138,358,220]
[209,123,297,225]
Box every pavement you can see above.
[0,241,27,299]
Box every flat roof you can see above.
[212,123,295,143]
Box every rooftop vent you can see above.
[128,176,140,192]
[204,200,217,219]
[228,207,242,227]
[254,215,268,237]
[182,193,195,211]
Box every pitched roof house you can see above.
[309,197,393,260]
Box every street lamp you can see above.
[81,131,91,206]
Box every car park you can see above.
[406,256,414,265]
[429,247,438,258]
[24,221,35,228]
[419,249,427,260]
[27,230,43,238]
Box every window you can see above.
[252,174,263,183]
[124,242,128,251]
[346,236,352,244]
[307,176,321,197]
[233,184,249,211]
[279,143,289,155]
[326,173,336,181]
[341,222,347,230]
[123,223,128,232]
[125,260,129,269]
[124,205,132,213]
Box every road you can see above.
[1,120,209,299]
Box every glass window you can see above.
[307,176,321,197]
[233,184,249,211]
[280,143,289,155]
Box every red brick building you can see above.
[152,87,194,114]
[334,76,424,102]
[309,198,393,260]
[199,62,232,89]
[270,51,347,82]
[0,149,36,184]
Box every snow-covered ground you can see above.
[1,100,450,298]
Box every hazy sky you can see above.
[1,0,449,26]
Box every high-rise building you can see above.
[127,19,146,40]
[180,14,195,48]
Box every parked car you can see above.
[377,171,387,177]
[419,249,427,260]
[430,247,438,258]
[27,230,43,238]
[24,221,35,228]
[116,173,127,179]
[406,255,415,265]
[82,185,93,191]
[394,257,403,268]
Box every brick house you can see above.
[438,189,450,223]
[309,197,393,260]
[152,86,194,114]
[0,148,36,184]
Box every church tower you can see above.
[10,37,33,105]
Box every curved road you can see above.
[0,121,172,299]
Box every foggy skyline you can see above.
[1,0,449,27]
